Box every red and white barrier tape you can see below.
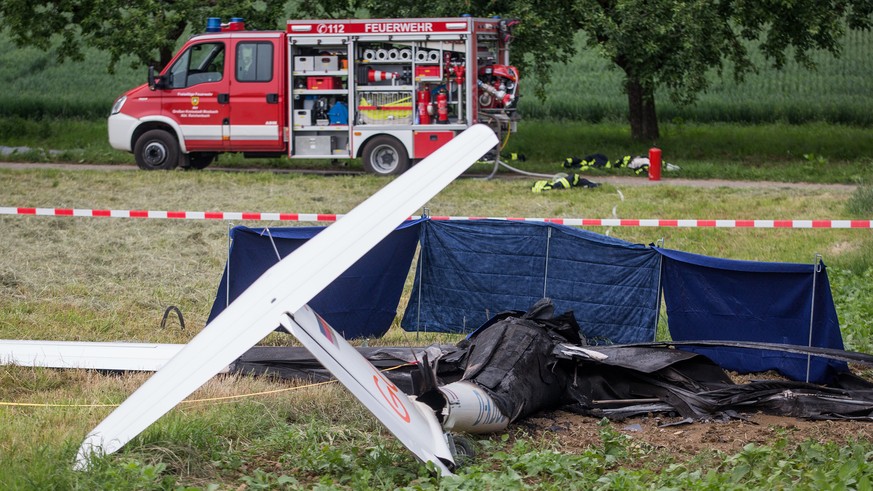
[1,207,870,228]
[1,207,339,222]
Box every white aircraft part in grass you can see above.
[0,340,186,371]
[282,305,454,474]
[74,124,497,473]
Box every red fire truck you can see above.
[108,16,520,175]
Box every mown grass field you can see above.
[1,169,873,488]
[524,30,873,125]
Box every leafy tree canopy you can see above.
[0,0,287,71]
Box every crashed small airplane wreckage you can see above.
[6,123,870,475]
[434,299,873,423]
[230,299,873,426]
[77,296,873,474]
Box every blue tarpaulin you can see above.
[205,218,849,384]
[207,219,424,339]
[401,220,662,343]
[656,248,847,383]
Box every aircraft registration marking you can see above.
[374,372,410,423]
[315,313,339,348]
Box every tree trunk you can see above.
[159,47,175,71]
[626,76,660,141]
[158,21,190,70]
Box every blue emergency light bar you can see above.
[206,17,245,33]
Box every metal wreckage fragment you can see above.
[233,298,873,426]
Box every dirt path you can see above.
[522,410,873,459]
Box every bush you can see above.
[846,184,873,216]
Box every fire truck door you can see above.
[162,41,231,151]
[227,38,284,152]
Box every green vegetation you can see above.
[3,117,873,185]
[0,169,871,344]
[0,170,871,489]
[503,120,873,183]
[522,30,873,126]
[0,33,141,119]
[3,27,873,182]
[2,12,873,488]
[293,0,873,140]
[3,28,873,183]
[3,373,873,489]
[1,161,872,489]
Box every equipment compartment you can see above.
[413,131,455,158]
[294,135,335,155]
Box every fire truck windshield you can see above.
[167,42,226,88]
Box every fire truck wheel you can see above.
[362,136,409,175]
[134,130,180,170]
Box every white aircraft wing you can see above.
[283,305,454,475]
[74,124,497,470]
[0,340,185,371]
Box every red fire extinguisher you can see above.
[436,88,449,124]
[417,87,431,125]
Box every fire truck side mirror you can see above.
[148,66,165,91]
[148,66,156,90]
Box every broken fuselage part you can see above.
[281,305,456,475]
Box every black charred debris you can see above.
[232,299,873,424]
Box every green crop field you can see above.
[0,33,142,119]
[520,30,873,125]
